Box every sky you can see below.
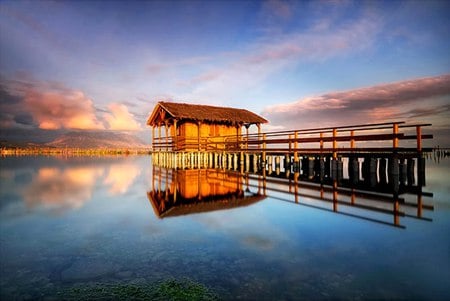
[0,0,449,145]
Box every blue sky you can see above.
[0,0,449,144]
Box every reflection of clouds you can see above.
[23,166,104,210]
[103,163,141,195]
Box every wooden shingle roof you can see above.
[147,101,268,126]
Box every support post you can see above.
[262,133,267,170]
[332,128,337,159]
[158,124,162,152]
[152,127,155,150]
[174,119,178,151]
[416,125,422,152]
[197,121,201,151]
[350,130,355,149]
[393,123,399,149]
[294,131,298,163]
[320,132,324,151]
[164,121,169,151]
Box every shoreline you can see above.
[1,147,152,156]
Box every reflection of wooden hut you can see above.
[148,168,265,218]
[147,101,268,151]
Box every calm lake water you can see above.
[1,155,449,300]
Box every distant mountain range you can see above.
[0,129,149,148]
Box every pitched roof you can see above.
[147,101,268,126]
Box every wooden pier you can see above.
[152,121,432,184]
[149,119,433,228]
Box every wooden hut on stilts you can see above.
[147,101,268,153]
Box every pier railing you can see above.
[153,121,432,155]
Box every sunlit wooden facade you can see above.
[147,101,268,151]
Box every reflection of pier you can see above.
[148,155,433,228]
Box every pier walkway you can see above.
[152,121,432,175]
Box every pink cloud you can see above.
[0,78,105,130]
[103,103,142,131]
[262,74,450,134]
[1,78,143,132]
[23,89,105,130]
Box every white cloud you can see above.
[103,103,142,131]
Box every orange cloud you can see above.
[1,79,105,130]
[24,89,104,130]
[104,103,141,131]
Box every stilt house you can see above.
[147,101,268,151]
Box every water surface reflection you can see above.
[148,160,433,229]
[0,155,448,300]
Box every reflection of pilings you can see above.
[393,193,400,226]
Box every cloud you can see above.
[103,103,142,131]
[1,78,143,132]
[1,78,104,130]
[261,74,450,144]
[25,89,105,130]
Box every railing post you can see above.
[288,134,292,153]
[197,121,201,151]
[164,121,169,151]
[393,123,399,149]
[350,130,355,149]
[294,131,298,164]
[332,128,337,159]
[320,132,324,151]
[173,119,178,151]
[416,125,422,152]
[262,133,267,169]
[158,124,162,151]
[152,127,155,150]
